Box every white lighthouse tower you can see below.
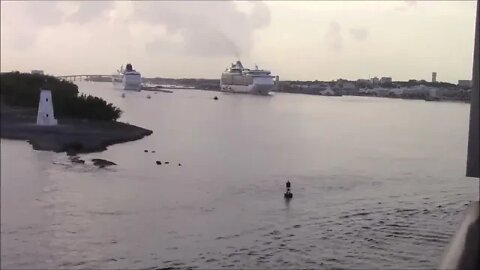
[36,89,58,126]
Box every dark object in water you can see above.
[285,180,292,198]
[156,161,161,165]
[152,150,156,153]
[70,155,85,164]
[91,158,116,168]
[144,150,148,153]
[165,161,170,164]
[178,163,182,166]
[214,96,218,100]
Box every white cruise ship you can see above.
[220,61,277,95]
[112,63,142,91]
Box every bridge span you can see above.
[56,74,112,81]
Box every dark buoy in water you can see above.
[152,150,156,153]
[284,180,293,199]
[144,150,148,153]
[156,161,161,165]
[165,161,170,164]
[214,96,218,100]
[178,163,182,166]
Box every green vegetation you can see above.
[1,72,122,121]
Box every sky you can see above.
[0,1,477,83]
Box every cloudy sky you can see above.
[1,1,477,82]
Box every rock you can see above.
[91,158,116,168]
[70,156,85,164]
[156,161,162,165]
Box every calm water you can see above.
[1,81,478,269]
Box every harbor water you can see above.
[1,81,478,269]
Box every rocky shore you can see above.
[1,105,152,154]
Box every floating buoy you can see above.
[213,96,218,100]
[147,95,151,99]
[165,161,170,164]
[178,163,182,166]
[156,161,161,165]
[152,150,156,153]
[144,150,148,153]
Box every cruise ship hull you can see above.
[112,74,142,91]
[220,83,273,95]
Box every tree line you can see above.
[1,72,122,121]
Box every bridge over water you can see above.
[56,74,112,81]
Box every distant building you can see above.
[31,70,44,75]
[432,72,437,83]
[458,80,473,88]
[371,77,380,85]
[380,77,392,84]
[333,80,357,94]
[308,83,327,90]
[357,79,370,84]
[319,87,336,96]
[343,82,356,90]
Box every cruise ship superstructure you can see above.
[220,61,277,95]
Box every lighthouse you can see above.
[36,89,58,126]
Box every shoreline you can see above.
[82,81,471,103]
[1,105,152,154]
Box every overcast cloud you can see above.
[1,1,476,82]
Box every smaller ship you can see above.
[112,63,142,91]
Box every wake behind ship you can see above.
[112,63,142,91]
[220,61,277,95]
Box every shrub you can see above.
[1,72,122,121]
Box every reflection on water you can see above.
[1,82,478,269]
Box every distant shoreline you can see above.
[0,105,153,154]
[82,79,471,103]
